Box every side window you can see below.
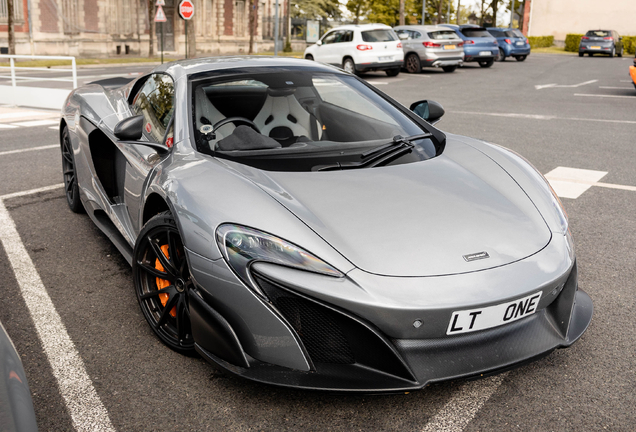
[322,31,337,45]
[341,31,353,43]
[411,31,422,39]
[396,30,410,40]
[132,74,175,144]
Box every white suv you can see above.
[304,24,404,77]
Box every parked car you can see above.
[578,30,623,57]
[58,56,592,391]
[394,25,464,73]
[0,321,38,432]
[486,28,531,61]
[440,24,498,68]
[630,52,636,90]
[304,24,403,76]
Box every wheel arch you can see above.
[142,192,173,226]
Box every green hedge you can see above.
[528,36,554,48]
[623,36,636,55]
[565,34,583,52]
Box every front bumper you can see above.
[188,242,592,391]
[356,60,403,72]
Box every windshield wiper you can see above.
[313,133,432,171]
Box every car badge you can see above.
[463,251,490,262]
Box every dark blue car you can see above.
[441,24,498,68]
[487,28,531,62]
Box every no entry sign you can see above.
[179,0,194,20]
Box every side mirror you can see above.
[114,115,169,153]
[114,115,144,141]
[316,40,322,46]
[410,100,445,125]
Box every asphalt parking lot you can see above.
[0,53,635,431]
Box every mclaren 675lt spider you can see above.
[59,57,592,392]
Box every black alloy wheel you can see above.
[133,212,195,354]
[61,125,83,213]
[405,53,421,73]
[496,48,506,61]
[305,54,314,61]
[385,68,400,77]
[442,65,457,73]
[579,52,584,57]
[478,59,494,68]
[515,55,527,62]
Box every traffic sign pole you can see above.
[178,0,194,59]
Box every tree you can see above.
[7,0,15,54]
[248,0,258,54]
[399,0,405,25]
[436,0,443,24]
[346,0,370,24]
[148,0,155,56]
[292,0,341,20]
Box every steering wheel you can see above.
[211,117,261,134]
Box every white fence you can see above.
[0,55,77,110]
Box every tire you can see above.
[579,52,584,57]
[405,53,421,74]
[442,65,457,73]
[617,48,623,57]
[305,54,314,61]
[610,48,615,58]
[133,212,196,355]
[342,57,356,74]
[515,55,527,62]
[478,59,494,68]
[61,125,84,213]
[385,68,400,77]
[589,53,594,57]
[496,48,506,62]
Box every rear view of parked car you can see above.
[487,28,531,61]
[304,24,404,77]
[394,25,464,73]
[579,30,623,57]
[441,24,498,68]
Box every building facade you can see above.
[527,0,635,41]
[1,0,299,56]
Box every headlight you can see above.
[216,224,343,292]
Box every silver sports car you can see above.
[59,57,592,392]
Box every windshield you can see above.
[429,30,459,40]
[585,30,611,37]
[361,29,397,42]
[192,70,437,172]
[462,28,492,38]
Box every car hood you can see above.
[223,137,551,277]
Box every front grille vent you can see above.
[255,275,355,364]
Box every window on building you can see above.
[235,1,246,37]
[62,0,81,34]
[109,0,134,35]
[0,0,25,24]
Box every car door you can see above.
[123,73,175,234]
[314,31,341,65]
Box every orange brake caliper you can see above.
[155,244,176,317]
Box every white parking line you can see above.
[449,111,636,125]
[545,167,636,198]
[0,124,18,129]
[11,119,59,127]
[574,93,636,99]
[599,86,634,90]
[422,374,506,432]
[0,144,58,157]
[0,185,115,432]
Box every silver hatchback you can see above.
[394,25,464,73]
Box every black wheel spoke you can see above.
[62,151,73,164]
[175,295,188,341]
[63,169,74,176]
[140,285,174,300]
[155,293,179,329]
[137,261,173,280]
[65,175,75,192]
[149,237,177,276]
[167,230,181,270]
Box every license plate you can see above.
[516,41,524,46]
[444,45,456,50]
[446,291,542,335]
[378,56,392,62]
[591,46,601,49]
[479,51,491,56]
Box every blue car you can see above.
[487,28,531,62]
[441,24,498,68]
